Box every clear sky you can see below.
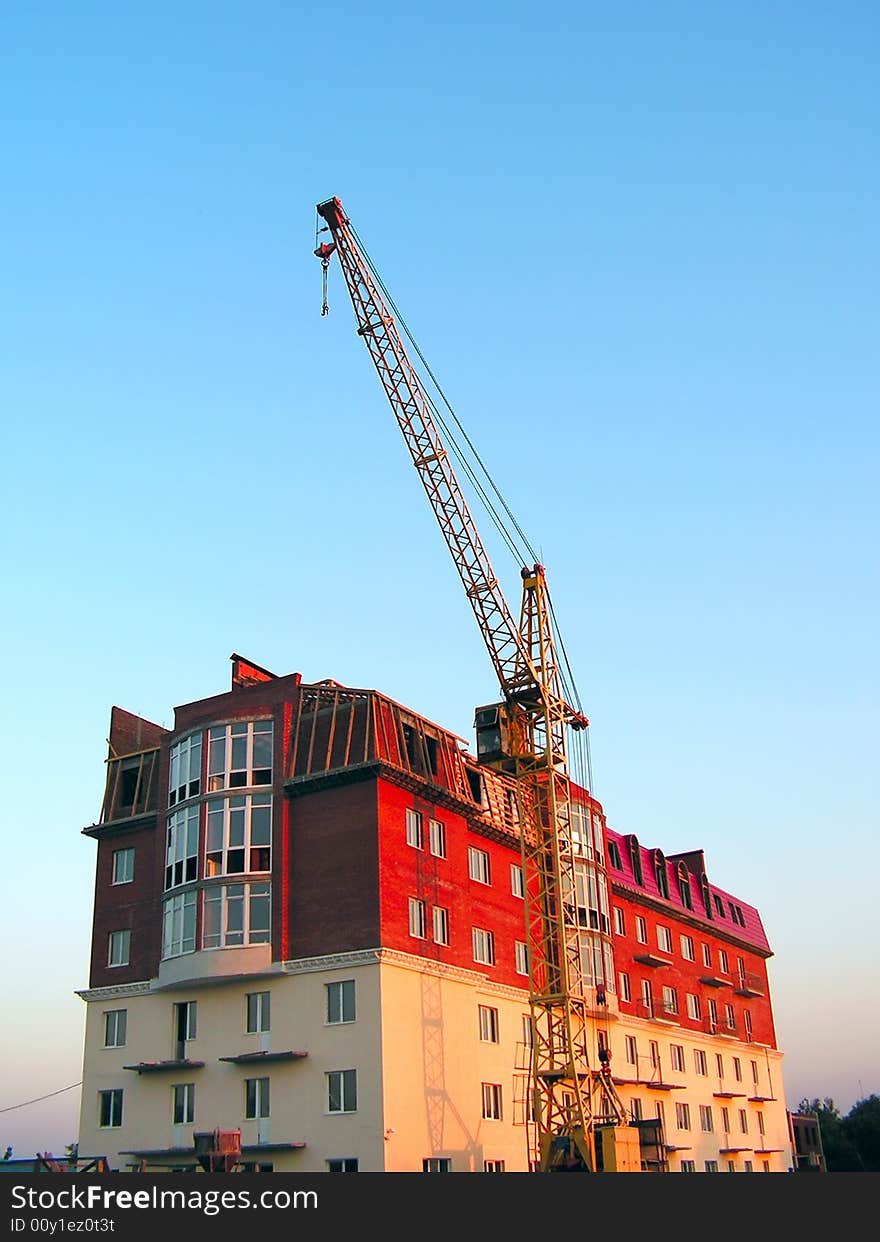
[1,1,877,1156]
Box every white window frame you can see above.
[657,925,672,953]
[514,940,528,975]
[205,793,272,877]
[694,1049,708,1076]
[680,934,695,961]
[112,848,135,886]
[468,845,491,885]
[686,993,701,1021]
[162,891,197,959]
[702,942,712,968]
[207,719,273,791]
[326,980,356,1025]
[432,905,449,946]
[700,1105,714,1133]
[406,808,423,849]
[169,732,202,806]
[478,1005,499,1043]
[481,1082,503,1120]
[635,915,648,944]
[408,897,427,939]
[510,864,525,898]
[327,1158,359,1172]
[625,1035,637,1065]
[165,804,199,891]
[423,1158,451,1173]
[662,985,678,1015]
[98,1088,123,1129]
[675,1102,691,1131]
[670,1044,685,1073]
[719,948,729,974]
[473,927,495,966]
[483,1160,506,1172]
[428,818,446,857]
[613,906,625,936]
[327,1069,357,1115]
[172,1082,195,1125]
[108,929,130,968]
[202,881,270,949]
[245,1076,270,1120]
[103,1010,127,1049]
[618,971,631,1002]
[246,991,271,1034]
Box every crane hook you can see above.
[314,241,336,317]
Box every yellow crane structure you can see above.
[314,196,634,1172]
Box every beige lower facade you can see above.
[78,948,791,1172]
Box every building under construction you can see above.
[76,653,791,1173]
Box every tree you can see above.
[797,1098,862,1171]
[842,1095,880,1173]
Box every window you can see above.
[743,1009,753,1041]
[625,1035,638,1065]
[169,733,202,806]
[733,1057,742,1082]
[640,978,653,1016]
[649,1040,660,1070]
[657,925,672,953]
[245,1077,270,1119]
[429,819,446,858]
[744,1160,753,1173]
[327,1070,357,1114]
[678,867,693,910]
[716,1053,724,1078]
[607,840,622,869]
[618,971,631,1002]
[675,1102,691,1130]
[574,863,610,933]
[208,720,273,790]
[522,1014,535,1049]
[635,916,648,944]
[510,864,525,898]
[680,934,695,961]
[662,985,678,1015]
[514,940,528,975]
[591,813,605,865]
[98,1089,123,1128]
[757,1112,765,1137]
[172,1083,195,1125]
[478,1005,499,1043]
[112,848,134,885]
[686,993,701,1021]
[654,850,670,899]
[670,1044,685,1073]
[246,991,270,1034]
[702,943,712,968]
[409,897,427,939]
[631,1097,643,1121]
[727,1160,736,1173]
[725,1003,736,1030]
[713,894,726,919]
[705,1160,719,1173]
[468,846,491,884]
[700,1105,714,1133]
[751,1059,760,1085]
[162,891,197,959]
[165,804,199,890]
[628,837,644,885]
[472,927,495,966]
[103,1010,127,1049]
[719,949,729,974]
[613,907,625,936]
[739,1109,749,1134]
[680,1160,696,1173]
[481,1083,503,1120]
[423,1158,451,1173]
[707,998,718,1030]
[174,1001,197,1056]
[762,1161,770,1173]
[406,808,423,849]
[721,1106,731,1132]
[202,882,270,948]
[433,905,449,946]
[483,1160,506,1172]
[327,1158,359,1172]
[326,980,356,1024]
[694,1049,708,1076]
[108,929,130,968]
[205,794,272,876]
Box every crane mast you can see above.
[315,197,625,1171]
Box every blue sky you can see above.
[1,1,877,1154]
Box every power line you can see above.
[0,1083,81,1114]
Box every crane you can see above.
[314,197,631,1172]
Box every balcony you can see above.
[734,972,765,998]
[703,1017,738,1039]
[123,1059,205,1074]
[633,951,673,969]
[713,1090,746,1099]
[699,973,730,988]
[218,1050,308,1066]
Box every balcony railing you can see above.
[704,1016,738,1037]
[734,972,765,998]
